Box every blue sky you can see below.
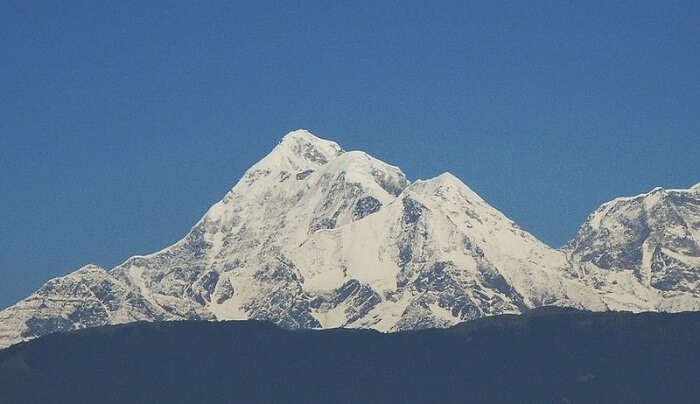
[1,1,698,309]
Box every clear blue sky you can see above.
[1,1,698,310]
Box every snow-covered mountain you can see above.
[564,183,700,312]
[1,130,697,349]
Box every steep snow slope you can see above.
[291,173,605,331]
[0,130,697,349]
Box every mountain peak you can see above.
[280,128,322,142]
[567,180,700,293]
[408,172,484,203]
[279,129,344,159]
[246,130,344,174]
[433,171,461,184]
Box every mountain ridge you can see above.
[0,129,697,349]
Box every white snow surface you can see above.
[0,129,697,349]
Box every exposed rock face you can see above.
[0,265,173,346]
[564,185,700,311]
[0,130,697,349]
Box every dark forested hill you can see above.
[0,308,698,404]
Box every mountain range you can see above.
[1,130,698,349]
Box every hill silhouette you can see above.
[0,307,698,404]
